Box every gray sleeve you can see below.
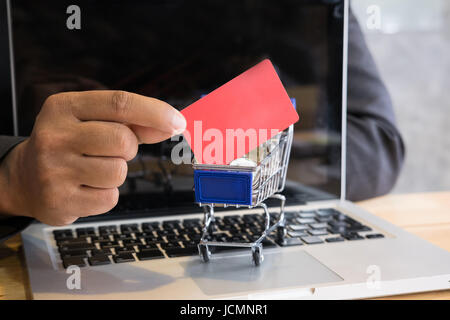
[0,135,33,242]
[345,10,405,201]
[0,135,27,160]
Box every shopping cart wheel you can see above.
[207,222,216,234]
[252,246,264,266]
[276,226,287,243]
[199,244,211,263]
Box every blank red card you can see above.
[181,59,299,165]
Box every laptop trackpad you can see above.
[182,249,343,297]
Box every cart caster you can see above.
[199,244,211,263]
[207,223,216,234]
[252,246,264,266]
[276,226,287,244]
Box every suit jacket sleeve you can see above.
[0,135,34,242]
[345,10,405,201]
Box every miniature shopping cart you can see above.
[192,99,296,266]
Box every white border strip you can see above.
[340,0,349,201]
[6,0,18,136]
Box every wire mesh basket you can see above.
[192,100,295,266]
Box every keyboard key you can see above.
[141,223,157,232]
[342,232,364,241]
[90,236,112,244]
[76,227,96,237]
[53,229,73,236]
[166,234,183,241]
[308,229,328,236]
[309,223,328,229]
[122,239,141,246]
[230,235,246,242]
[246,234,261,242]
[59,243,95,253]
[115,246,136,254]
[90,235,110,241]
[88,254,111,266]
[91,248,112,256]
[163,219,181,224]
[60,249,88,259]
[62,256,86,269]
[143,236,164,244]
[135,232,153,238]
[56,238,88,246]
[298,211,316,218]
[328,226,348,234]
[288,230,308,238]
[156,229,172,236]
[53,229,74,240]
[165,246,198,257]
[366,233,384,239]
[289,224,309,231]
[242,215,257,222]
[241,222,255,229]
[147,222,161,228]
[296,218,315,224]
[98,225,117,235]
[325,237,345,243]
[317,216,333,222]
[113,253,135,263]
[345,216,360,224]
[137,244,158,251]
[137,250,165,261]
[224,215,240,220]
[301,236,324,244]
[334,213,347,221]
[316,208,338,217]
[248,227,263,235]
[120,224,139,234]
[284,211,297,217]
[100,241,121,249]
[163,220,181,228]
[348,225,372,232]
[278,238,304,247]
[182,227,198,235]
[183,218,201,224]
[329,220,348,228]
[182,240,198,248]
[113,234,134,241]
[160,242,181,249]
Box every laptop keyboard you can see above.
[52,208,384,268]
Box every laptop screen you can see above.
[0,0,14,135]
[6,0,344,217]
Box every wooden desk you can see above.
[1,192,449,300]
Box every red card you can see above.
[181,59,299,165]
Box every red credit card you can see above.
[181,59,299,165]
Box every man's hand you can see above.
[0,90,186,225]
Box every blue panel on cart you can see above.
[194,170,253,205]
[290,98,296,109]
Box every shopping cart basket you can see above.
[192,100,295,265]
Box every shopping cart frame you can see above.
[193,123,294,266]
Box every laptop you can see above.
[2,0,450,299]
